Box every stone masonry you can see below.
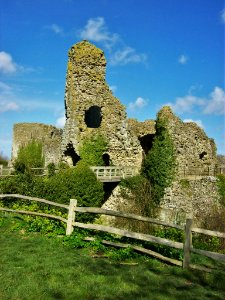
[12,123,62,166]
[61,40,143,168]
[11,40,220,226]
[157,106,217,176]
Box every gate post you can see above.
[183,218,192,269]
[66,199,77,236]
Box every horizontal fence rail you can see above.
[0,194,68,209]
[0,194,225,272]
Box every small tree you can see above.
[79,134,108,166]
[14,140,44,174]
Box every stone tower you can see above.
[61,40,143,167]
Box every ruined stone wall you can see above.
[160,177,219,226]
[12,123,62,166]
[157,106,217,176]
[127,119,156,137]
[61,40,143,168]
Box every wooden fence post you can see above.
[183,218,192,269]
[66,199,77,236]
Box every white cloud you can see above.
[79,17,147,65]
[0,81,12,93]
[0,100,19,112]
[0,52,17,74]
[168,95,205,114]
[79,17,118,46]
[178,54,188,65]
[56,114,66,128]
[183,119,204,129]
[203,87,225,115]
[110,47,147,65]
[168,86,225,116]
[46,24,64,35]
[128,97,147,111]
[221,9,225,23]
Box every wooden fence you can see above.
[0,194,225,272]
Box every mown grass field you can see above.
[0,217,225,300]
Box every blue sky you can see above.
[0,0,224,158]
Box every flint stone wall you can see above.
[158,106,217,175]
[12,123,62,166]
[61,40,143,168]
[160,177,219,226]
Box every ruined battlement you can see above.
[157,106,217,173]
[12,123,62,166]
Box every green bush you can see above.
[142,117,176,204]
[43,161,104,206]
[0,161,104,228]
[79,134,108,166]
[47,163,56,177]
[14,140,44,174]
[0,173,35,195]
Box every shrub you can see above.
[79,134,108,166]
[0,173,35,195]
[47,163,56,177]
[0,161,104,228]
[142,117,176,204]
[14,140,44,174]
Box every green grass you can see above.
[0,217,225,300]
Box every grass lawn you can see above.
[0,217,225,300]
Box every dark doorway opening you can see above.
[102,153,110,166]
[64,143,80,166]
[138,134,155,155]
[85,106,102,128]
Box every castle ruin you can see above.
[11,40,219,224]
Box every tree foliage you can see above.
[14,140,44,173]
[79,134,108,166]
[142,117,176,204]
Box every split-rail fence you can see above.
[0,194,225,272]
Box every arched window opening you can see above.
[102,153,110,166]
[64,143,80,166]
[85,106,102,128]
[199,151,207,160]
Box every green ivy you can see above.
[79,134,108,166]
[142,117,176,204]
